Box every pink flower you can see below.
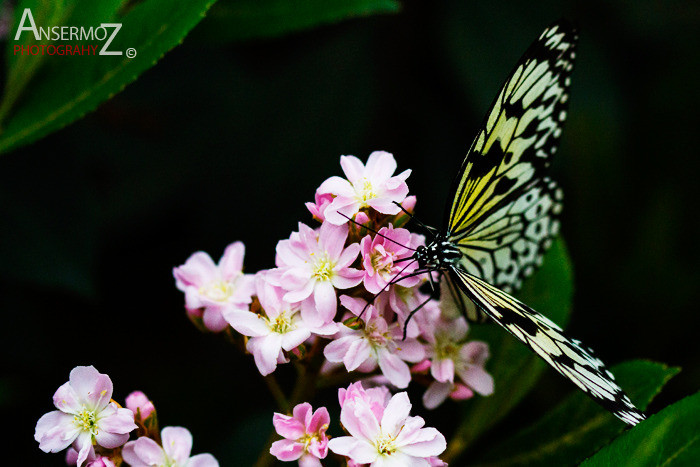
[305,192,335,223]
[122,426,218,467]
[338,382,391,421]
[318,151,411,225]
[34,366,137,467]
[360,226,422,295]
[274,222,363,325]
[421,317,493,408]
[270,403,330,466]
[65,448,116,467]
[328,388,446,465]
[224,273,336,375]
[126,391,156,421]
[323,296,425,388]
[174,242,256,332]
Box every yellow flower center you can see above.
[74,407,98,435]
[375,432,398,456]
[199,273,242,302]
[268,310,294,334]
[357,178,377,205]
[435,341,459,361]
[300,432,319,450]
[312,254,334,281]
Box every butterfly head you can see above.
[414,235,462,270]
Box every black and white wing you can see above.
[446,21,576,293]
[454,177,563,294]
[449,267,646,425]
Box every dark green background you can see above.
[2,1,698,465]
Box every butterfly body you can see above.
[409,20,646,425]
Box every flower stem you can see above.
[263,374,290,413]
[256,348,326,466]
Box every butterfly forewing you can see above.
[449,267,646,425]
[446,22,576,293]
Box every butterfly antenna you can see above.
[338,213,417,251]
[392,201,438,236]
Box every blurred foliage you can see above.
[473,360,680,466]
[444,239,573,461]
[581,390,700,466]
[0,0,217,153]
[1,0,698,465]
[191,0,400,43]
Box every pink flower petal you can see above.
[283,275,315,302]
[317,176,354,197]
[307,407,330,433]
[95,406,136,440]
[367,197,403,215]
[53,382,81,413]
[299,453,323,467]
[324,335,356,362]
[219,242,245,280]
[281,328,311,351]
[132,436,167,464]
[381,392,411,436]
[395,338,426,363]
[319,222,348,261]
[377,350,411,389]
[423,382,452,410]
[328,436,377,464]
[273,413,305,440]
[223,310,270,337]
[173,252,217,288]
[458,365,494,396]
[364,151,397,182]
[339,155,366,184]
[121,441,149,467]
[187,453,220,467]
[430,358,455,383]
[94,430,129,450]
[335,242,361,269]
[313,280,337,323]
[462,341,490,365]
[161,426,194,463]
[398,427,446,458]
[341,400,381,443]
[343,338,372,371]
[35,411,77,452]
[75,431,95,467]
[270,439,304,462]
[247,335,283,376]
[202,307,230,332]
[69,366,112,410]
[324,199,361,225]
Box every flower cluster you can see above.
[271,382,447,466]
[173,151,493,403]
[169,151,495,465]
[36,152,495,465]
[35,366,218,467]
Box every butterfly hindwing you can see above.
[454,177,563,294]
[446,22,576,256]
[449,267,646,425]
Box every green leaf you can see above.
[191,0,400,43]
[581,390,700,467]
[474,360,680,466]
[0,0,217,154]
[443,238,574,461]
